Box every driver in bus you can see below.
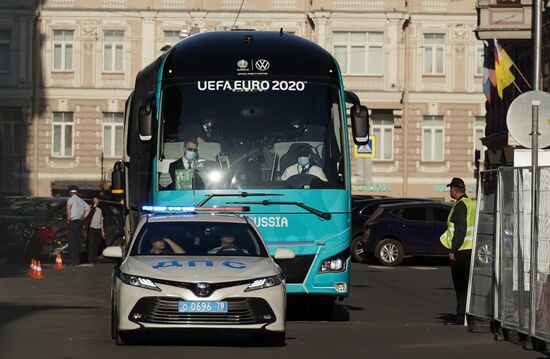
[281,144,327,182]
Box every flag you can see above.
[494,39,515,99]
[482,41,496,103]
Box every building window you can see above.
[333,31,383,75]
[371,113,394,161]
[103,112,124,158]
[52,112,74,157]
[163,30,180,45]
[0,109,23,157]
[474,116,485,152]
[53,30,74,71]
[475,42,484,76]
[0,30,10,72]
[423,33,445,75]
[422,116,444,161]
[104,30,124,72]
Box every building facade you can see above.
[2,0,484,198]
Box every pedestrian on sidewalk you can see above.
[87,196,104,265]
[66,185,90,265]
[440,177,476,325]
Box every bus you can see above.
[112,30,369,318]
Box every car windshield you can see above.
[130,221,268,257]
[157,78,345,190]
[16,200,64,216]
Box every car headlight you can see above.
[117,270,160,291]
[318,250,349,273]
[245,274,284,292]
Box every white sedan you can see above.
[103,211,293,346]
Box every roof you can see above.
[145,213,249,224]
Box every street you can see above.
[0,258,542,359]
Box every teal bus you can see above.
[112,30,369,318]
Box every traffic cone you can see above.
[53,253,65,270]
[34,261,45,279]
[30,259,38,278]
[27,258,35,277]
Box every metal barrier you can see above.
[467,167,550,345]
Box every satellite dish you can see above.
[506,90,550,149]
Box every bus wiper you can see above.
[197,192,283,207]
[228,200,331,221]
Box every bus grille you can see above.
[129,297,275,325]
[275,255,315,284]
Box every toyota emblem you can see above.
[255,59,270,71]
[195,282,211,296]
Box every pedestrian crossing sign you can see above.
[354,136,375,158]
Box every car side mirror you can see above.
[102,246,123,259]
[138,91,155,141]
[273,248,295,260]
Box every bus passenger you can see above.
[281,145,327,182]
[168,138,205,190]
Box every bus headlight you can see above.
[319,250,349,273]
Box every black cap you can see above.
[68,185,79,193]
[297,145,310,157]
[446,177,465,188]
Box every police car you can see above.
[102,206,292,346]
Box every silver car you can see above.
[103,212,292,346]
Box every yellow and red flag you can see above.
[494,39,515,99]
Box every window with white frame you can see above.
[422,116,444,161]
[52,112,74,157]
[0,30,10,72]
[104,30,124,72]
[103,112,124,158]
[474,116,485,152]
[475,42,484,76]
[423,33,445,75]
[163,30,180,45]
[371,113,394,160]
[333,31,383,75]
[53,30,74,71]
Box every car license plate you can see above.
[178,301,228,313]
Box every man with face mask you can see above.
[168,138,205,190]
[281,145,327,182]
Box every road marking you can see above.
[408,266,438,270]
[367,265,395,270]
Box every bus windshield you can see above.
[157,78,346,191]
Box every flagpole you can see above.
[512,81,523,93]
[513,64,532,89]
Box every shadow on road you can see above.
[436,312,458,324]
[0,263,29,278]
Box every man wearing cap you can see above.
[440,177,476,325]
[281,145,327,182]
[66,186,91,265]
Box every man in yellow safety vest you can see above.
[440,177,475,325]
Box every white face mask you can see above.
[185,150,197,161]
[297,157,309,167]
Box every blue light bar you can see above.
[141,205,196,213]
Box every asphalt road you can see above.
[0,258,545,359]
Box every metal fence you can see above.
[467,167,550,344]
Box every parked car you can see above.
[0,197,124,263]
[350,197,432,262]
[361,201,452,266]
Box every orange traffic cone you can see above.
[30,259,38,278]
[34,261,45,279]
[53,253,65,270]
[27,258,35,277]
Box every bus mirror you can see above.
[350,105,369,145]
[139,92,154,141]
[111,160,125,193]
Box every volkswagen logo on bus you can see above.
[195,282,211,297]
[237,59,248,70]
[255,59,270,71]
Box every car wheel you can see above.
[375,239,404,266]
[476,243,493,266]
[252,331,286,347]
[350,234,367,263]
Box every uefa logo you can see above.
[255,59,270,71]
[237,59,248,70]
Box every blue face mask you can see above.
[297,157,309,167]
[185,150,197,161]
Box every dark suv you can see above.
[362,201,452,266]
